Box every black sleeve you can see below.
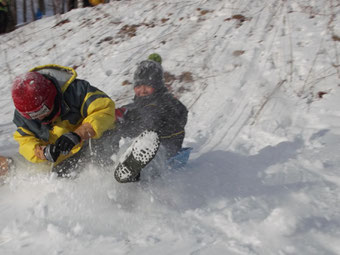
[118,96,188,138]
[139,104,163,131]
[119,104,162,138]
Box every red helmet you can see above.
[12,72,57,119]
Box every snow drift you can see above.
[0,0,340,254]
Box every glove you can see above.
[44,144,61,163]
[115,107,128,123]
[55,132,81,155]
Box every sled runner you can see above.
[167,147,193,169]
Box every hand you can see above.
[44,144,61,162]
[115,107,128,123]
[0,156,12,176]
[34,145,46,160]
[55,132,81,155]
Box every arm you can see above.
[139,104,163,132]
[65,79,116,141]
[81,96,115,139]
[13,128,48,163]
[53,82,115,156]
[140,97,188,138]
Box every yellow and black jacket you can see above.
[13,65,115,164]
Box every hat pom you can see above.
[148,53,162,64]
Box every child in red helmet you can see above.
[12,72,60,123]
[1,64,116,177]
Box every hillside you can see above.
[0,0,340,254]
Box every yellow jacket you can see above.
[13,65,115,164]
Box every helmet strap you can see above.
[41,93,61,125]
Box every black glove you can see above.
[44,144,61,163]
[55,132,81,155]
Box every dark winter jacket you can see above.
[120,87,188,158]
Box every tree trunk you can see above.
[52,0,57,14]
[67,0,76,11]
[77,0,83,8]
[30,0,36,21]
[53,0,62,14]
[61,0,65,14]
[23,0,27,23]
[8,0,17,30]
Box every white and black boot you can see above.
[114,130,160,183]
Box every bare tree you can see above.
[8,0,17,30]
[61,0,65,14]
[67,0,77,11]
[52,0,64,14]
[23,0,27,22]
[30,0,36,21]
[78,0,83,8]
[52,0,57,14]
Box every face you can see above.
[134,85,155,97]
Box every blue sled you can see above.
[167,147,193,169]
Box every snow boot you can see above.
[114,130,160,183]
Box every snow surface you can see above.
[1,0,340,254]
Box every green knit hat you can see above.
[148,53,162,64]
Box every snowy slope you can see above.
[1,0,340,254]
